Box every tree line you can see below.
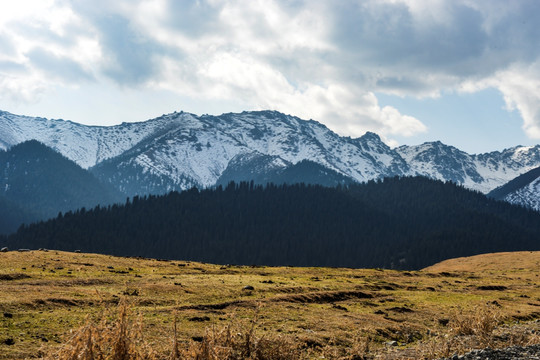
[2,177,540,270]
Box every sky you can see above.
[0,0,540,154]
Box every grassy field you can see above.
[0,250,539,359]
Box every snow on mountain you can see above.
[216,151,291,186]
[487,166,540,211]
[0,110,183,168]
[397,142,540,193]
[90,110,412,195]
[504,176,540,211]
[1,109,540,198]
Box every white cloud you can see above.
[1,0,540,141]
[491,63,540,139]
[0,74,47,103]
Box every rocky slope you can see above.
[441,344,540,360]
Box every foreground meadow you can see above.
[0,250,539,359]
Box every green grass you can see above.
[0,250,539,359]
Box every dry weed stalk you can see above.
[418,304,515,359]
[44,300,157,360]
[169,311,180,360]
[183,317,301,360]
[450,304,500,340]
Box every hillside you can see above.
[3,177,540,270]
[0,141,124,233]
[423,251,540,272]
[216,157,355,187]
[0,250,538,359]
[0,196,35,235]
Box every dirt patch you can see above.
[23,278,113,287]
[137,299,176,307]
[178,300,253,311]
[270,290,373,304]
[46,298,83,306]
[0,273,31,281]
[361,283,402,291]
[513,311,540,321]
[387,306,414,313]
[188,316,211,322]
[176,290,373,311]
[273,286,318,293]
[477,285,508,291]
[31,298,106,308]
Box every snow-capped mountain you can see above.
[0,110,182,168]
[488,166,540,211]
[90,110,412,195]
[505,177,540,211]
[1,109,540,198]
[397,142,540,193]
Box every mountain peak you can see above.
[359,131,382,142]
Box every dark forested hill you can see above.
[0,141,124,233]
[216,157,355,188]
[0,196,36,235]
[2,177,540,269]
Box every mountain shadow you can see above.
[216,152,355,187]
[0,140,124,233]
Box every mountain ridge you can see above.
[1,109,540,197]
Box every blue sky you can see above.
[1,1,540,154]
[378,89,532,153]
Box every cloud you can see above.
[26,47,93,82]
[0,60,27,73]
[487,63,540,139]
[0,74,46,103]
[1,0,540,140]
[162,1,224,37]
[0,34,15,56]
[93,14,169,86]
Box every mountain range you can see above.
[1,109,540,204]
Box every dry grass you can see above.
[450,304,500,338]
[181,321,301,360]
[417,304,540,360]
[43,302,300,360]
[43,300,158,360]
[0,250,539,359]
[423,251,540,272]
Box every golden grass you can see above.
[0,250,539,359]
[423,251,540,272]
